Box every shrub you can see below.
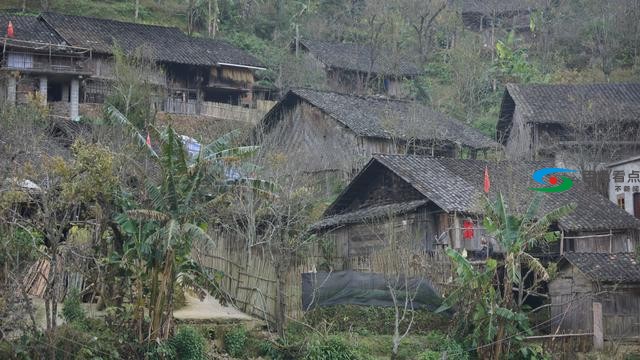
[418,350,442,360]
[170,326,206,360]
[419,332,468,360]
[224,325,248,358]
[305,305,449,336]
[146,340,177,360]
[62,288,86,324]
[304,336,369,360]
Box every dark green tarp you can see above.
[301,271,443,311]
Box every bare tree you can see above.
[550,95,640,194]
[365,212,427,360]
[397,0,447,63]
[219,155,319,336]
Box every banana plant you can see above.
[107,105,274,341]
[438,192,573,359]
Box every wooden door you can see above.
[634,193,640,219]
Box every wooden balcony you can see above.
[1,52,92,76]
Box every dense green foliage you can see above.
[169,326,207,360]
[305,305,449,336]
[62,288,86,324]
[224,325,248,358]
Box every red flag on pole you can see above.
[483,165,490,194]
[146,133,151,146]
[7,21,15,38]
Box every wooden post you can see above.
[593,302,603,350]
[560,230,564,256]
[609,229,613,254]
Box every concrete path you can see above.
[173,294,254,322]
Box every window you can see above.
[617,194,626,209]
[7,53,33,69]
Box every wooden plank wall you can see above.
[548,265,594,333]
[598,287,640,340]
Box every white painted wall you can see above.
[608,159,640,217]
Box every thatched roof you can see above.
[297,39,420,77]
[262,88,499,150]
[319,154,640,232]
[560,252,640,283]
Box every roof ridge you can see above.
[41,11,182,31]
[291,87,412,103]
[507,82,640,89]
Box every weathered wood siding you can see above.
[505,107,533,160]
[324,209,438,261]
[549,264,594,333]
[340,167,424,211]
[550,268,640,340]
[598,287,640,340]
[260,102,407,174]
[566,230,638,253]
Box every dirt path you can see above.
[173,294,254,322]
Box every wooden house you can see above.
[311,154,640,268]
[1,12,268,121]
[0,13,92,119]
[452,0,543,46]
[497,83,640,163]
[549,252,640,341]
[256,88,498,178]
[292,39,420,97]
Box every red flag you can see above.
[483,165,490,194]
[7,21,14,38]
[146,133,151,146]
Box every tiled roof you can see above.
[325,155,640,232]
[310,200,429,231]
[38,12,263,68]
[561,252,640,283]
[501,83,640,125]
[185,37,264,68]
[0,13,66,46]
[298,39,420,77]
[272,88,498,150]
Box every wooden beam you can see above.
[593,302,603,350]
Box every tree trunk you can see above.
[135,0,140,20]
[207,0,219,38]
[274,260,287,337]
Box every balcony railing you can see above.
[1,52,91,75]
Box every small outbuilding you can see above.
[549,252,640,341]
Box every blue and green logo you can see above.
[529,168,577,193]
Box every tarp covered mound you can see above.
[301,271,443,311]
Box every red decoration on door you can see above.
[463,220,474,240]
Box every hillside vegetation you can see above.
[3,0,640,136]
